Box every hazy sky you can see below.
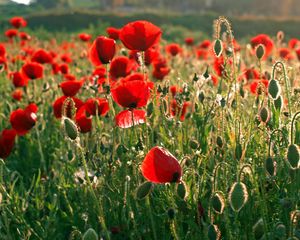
[11,0,31,5]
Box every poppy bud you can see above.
[265,157,277,176]
[216,136,223,148]
[147,102,154,117]
[189,139,199,149]
[220,98,226,108]
[167,208,175,220]
[83,228,98,240]
[274,95,283,111]
[116,144,128,155]
[274,223,286,239]
[256,44,265,60]
[252,218,264,240]
[235,143,242,161]
[207,224,221,240]
[211,192,225,214]
[268,79,281,100]
[198,91,205,103]
[228,181,248,212]
[259,107,270,123]
[176,181,187,200]
[62,117,79,141]
[136,181,153,200]
[193,73,199,82]
[287,144,300,169]
[213,39,223,57]
[203,66,210,79]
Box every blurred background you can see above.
[1,0,300,40]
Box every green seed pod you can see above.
[268,79,281,100]
[274,223,286,239]
[259,107,270,123]
[136,181,154,200]
[207,224,221,240]
[265,157,277,176]
[189,139,199,149]
[235,143,242,161]
[62,117,78,141]
[147,102,154,117]
[253,218,264,240]
[274,95,283,111]
[83,228,98,240]
[216,136,223,148]
[229,182,248,212]
[256,44,265,60]
[287,144,300,169]
[211,192,225,214]
[176,181,187,200]
[214,39,223,57]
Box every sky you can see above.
[10,0,31,5]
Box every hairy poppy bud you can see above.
[229,181,248,212]
[274,95,283,111]
[259,107,270,123]
[189,139,199,149]
[136,181,153,200]
[207,224,221,240]
[256,44,265,60]
[62,117,78,141]
[167,208,176,220]
[216,136,223,148]
[83,228,98,240]
[265,157,277,176]
[287,144,300,169]
[253,218,264,240]
[274,223,286,239]
[211,192,225,214]
[268,79,281,100]
[176,181,187,200]
[214,39,223,57]
[198,91,205,103]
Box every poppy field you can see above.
[0,15,299,240]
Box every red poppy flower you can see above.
[170,100,191,121]
[295,48,300,61]
[249,79,269,95]
[185,37,194,46]
[19,32,31,41]
[115,109,146,128]
[0,43,6,57]
[278,48,294,61]
[84,98,109,116]
[106,27,120,40]
[52,62,60,75]
[170,85,182,98]
[196,49,209,60]
[141,146,182,183]
[89,36,116,66]
[9,16,27,28]
[21,62,44,80]
[59,63,69,74]
[53,96,84,119]
[166,43,182,56]
[111,75,151,108]
[32,49,53,64]
[119,20,162,51]
[12,89,23,101]
[250,34,274,59]
[75,106,92,133]
[78,33,92,42]
[152,58,170,80]
[5,29,18,39]
[0,129,17,159]
[60,80,83,97]
[64,74,76,81]
[61,53,72,63]
[109,56,135,79]
[242,68,260,81]
[213,56,226,77]
[289,38,299,49]
[198,40,211,49]
[0,57,7,71]
[11,71,28,87]
[10,103,38,136]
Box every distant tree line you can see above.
[32,0,300,17]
